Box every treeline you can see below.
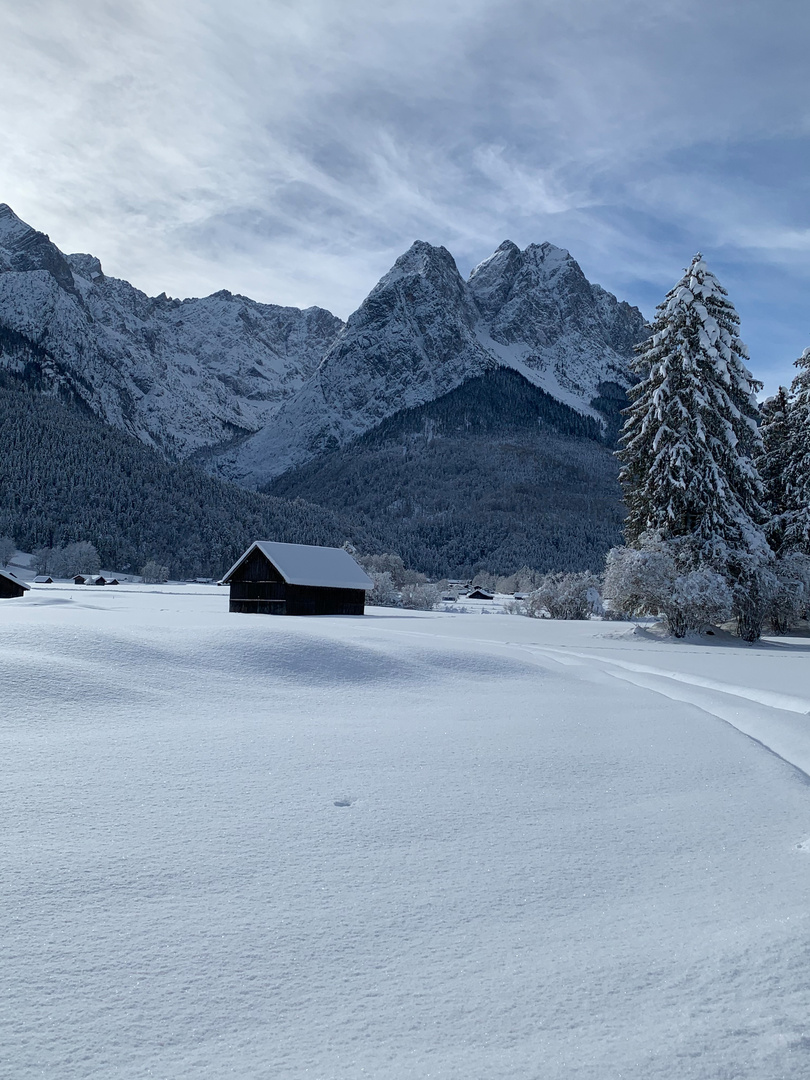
[0,374,372,579]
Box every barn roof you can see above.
[222,541,373,591]
[0,568,30,590]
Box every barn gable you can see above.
[0,568,30,599]
[221,541,372,616]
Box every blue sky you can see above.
[1,0,808,393]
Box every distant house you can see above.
[0,568,30,599]
[34,575,53,584]
[74,575,86,585]
[106,579,119,586]
[467,588,495,600]
[221,541,373,616]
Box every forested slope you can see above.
[0,373,367,579]
[266,367,626,577]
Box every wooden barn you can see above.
[467,588,495,600]
[0,568,30,599]
[221,541,373,616]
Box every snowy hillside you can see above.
[0,204,343,455]
[216,240,647,484]
[3,588,810,1079]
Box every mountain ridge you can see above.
[211,237,647,485]
[0,203,344,457]
[0,205,646,486]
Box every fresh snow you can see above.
[3,587,810,1079]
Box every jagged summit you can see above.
[214,238,648,484]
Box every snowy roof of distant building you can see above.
[223,541,373,590]
[33,575,53,583]
[1,568,30,590]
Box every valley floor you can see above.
[2,586,810,1079]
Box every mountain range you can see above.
[0,203,648,576]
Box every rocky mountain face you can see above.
[213,239,647,485]
[0,204,646,488]
[0,204,344,456]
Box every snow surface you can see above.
[3,586,810,1079]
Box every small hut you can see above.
[34,575,54,584]
[467,588,494,600]
[221,541,372,616]
[0,568,30,599]
[74,575,86,585]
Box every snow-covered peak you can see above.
[466,240,523,317]
[216,238,648,484]
[0,203,34,248]
[0,204,77,292]
[372,240,462,292]
[523,241,574,269]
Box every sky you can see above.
[1,0,809,393]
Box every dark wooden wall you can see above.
[228,549,365,616]
[0,578,26,599]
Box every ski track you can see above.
[371,625,810,780]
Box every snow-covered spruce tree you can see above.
[616,254,770,639]
[780,348,810,554]
[757,387,795,553]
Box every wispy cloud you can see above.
[1,0,808,388]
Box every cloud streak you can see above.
[1,0,808,389]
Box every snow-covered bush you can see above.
[366,570,400,608]
[0,535,15,567]
[62,542,101,577]
[140,560,169,584]
[495,566,542,595]
[33,541,101,577]
[358,552,428,588]
[521,571,602,620]
[604,546,732,637]
[399,582,441,610]
[604,546,675,619]
[669,569,733,638]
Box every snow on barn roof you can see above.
[1,568,30,590]
[222,542,373,591]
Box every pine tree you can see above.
[757,386,795,553]
[781,348,810,553]
[618,254,767,561]
[615,254,773,640]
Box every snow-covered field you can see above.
[3,584,810,1079]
